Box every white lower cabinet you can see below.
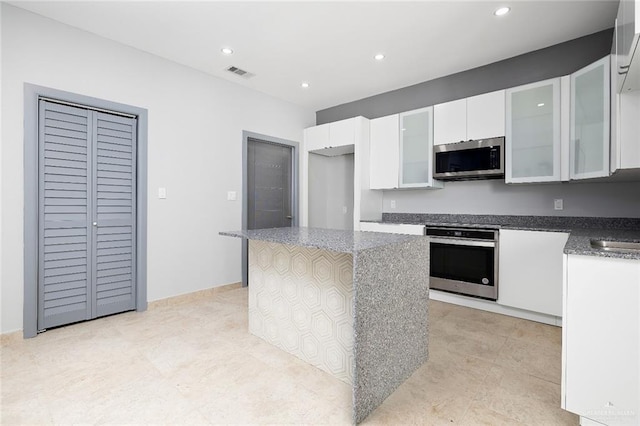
[562,254,639,426]
[359,222,425,235]
[498,230,568,316]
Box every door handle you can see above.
[286,216,293,219]
[93,222,98,226]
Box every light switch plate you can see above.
[390,200,396,209]
[227,191,237,201]
[158,187,167,199]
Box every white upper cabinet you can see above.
[369,114,400,190]
[506,78,562,183]
[507,56,612,183]
[615,0,640,93]
[329,118,356,147]
[399,107,442,188]
[467,90,506,140]
[570,56,610,180]
[304,123,330,152]
[613,90,640,171]
[434,90,505,146]
[303,117,358,154]
[433,99,466,145]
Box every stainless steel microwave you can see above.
[433,137,505,180]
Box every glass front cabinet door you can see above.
[506,78,562,183]
[570,55,610,180]
[399,107,442,188]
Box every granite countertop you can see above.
[220,227,423,254]
[370,213,640,260]
[562,228,640,260]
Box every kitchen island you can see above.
[220,227,430,424]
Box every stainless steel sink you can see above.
[590,239,640,252]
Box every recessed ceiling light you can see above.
[537,103,545,107]
[221,47,233,55]
[301,82,310,88]
[374,53,385,61]
[494,6,510,16]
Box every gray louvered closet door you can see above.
[38,100,137,330]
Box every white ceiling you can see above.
[11,0,618,111]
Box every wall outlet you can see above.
[554,199,563,210]
[158,187,166,199]
[390,200,396,209]
[342,206,348,214]
[227,191,237,201]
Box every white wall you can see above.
[0,3,4,335]
[383,179,640,217]
[0,4,315,334]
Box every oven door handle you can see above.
[429,237,495,248]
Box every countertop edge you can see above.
[362,219,640,260]
[219,228,424,254]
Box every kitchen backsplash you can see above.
[381,213,640,230]
[382,179,640,218]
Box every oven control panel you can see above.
[426,227,497,241]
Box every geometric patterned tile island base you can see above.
[248,240,354,384]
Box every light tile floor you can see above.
[1,287,578,425]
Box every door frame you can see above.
[23,83,148,338]
[241,131,299,287]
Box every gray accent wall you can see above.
[315,28,640,219]
[316,29,613,123]
[382,180,640,218]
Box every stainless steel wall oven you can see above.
[427,226,499,300]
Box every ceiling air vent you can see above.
[226,66,255,79]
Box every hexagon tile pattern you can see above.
[248,240,354,384]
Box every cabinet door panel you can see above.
[369,115,399,189]
[329,118,355,148]
[506,79,561,183]
[619,90,640,169]
[433,99,466,145]
[304,124,329,151]
[570,56,610,179]
[399,107,438,188]
[467,90,505,140]
[564,255,639,424]
[498,230,567,316]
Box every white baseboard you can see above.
[429,290,562,326]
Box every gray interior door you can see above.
[93,112,137,317]
[38,100,136,330]
[247,138,293,229]
[243,137,295,286]
[38,101,93,329]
